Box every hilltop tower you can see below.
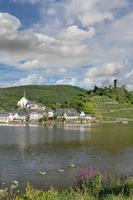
[114,79,118,88]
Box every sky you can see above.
[0,0,133,89]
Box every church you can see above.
[17,91,29,109]
[17,91,45,111]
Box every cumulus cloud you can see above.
[107,13,133,43]
[82,62,133,90]
[0,12,20,34]
[0,1,130,70]
[16,74,47,85]
[82,62,125,89]
[65,0,114,27]
[56,77,78,86]
[0,12,95,69]
[0,0,133,89]
[86,63,124,79]
[59,25,96,43]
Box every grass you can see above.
[1,174,133,200]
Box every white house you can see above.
[9,112,27,122]
[48,111,54,118]
[27,101,45,111]
[80,111,86,118]
[29,112,44,122]
[80,112,95,121]
[0,113,10,123]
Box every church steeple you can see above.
[24,89,26,98]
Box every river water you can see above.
[0,123,133,189]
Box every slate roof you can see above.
[0,112,9,117]
[55,108,79,116]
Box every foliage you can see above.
[90,86,132,104]
[1,175,132,200]
[1,84,133,120]
[0,180,19,200]
[82,101,96,114]
[0,85,87,111]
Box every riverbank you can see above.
[0,120,93,128]
[0,123,40,127]
[1,175,133,200]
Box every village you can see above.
[0,92,95,124]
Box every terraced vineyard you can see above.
[93,96,133,121]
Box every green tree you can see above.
[82,101,96,114]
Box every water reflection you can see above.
[0,125,91,148]
[0,123,133,189]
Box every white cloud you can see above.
[86,63,124,79]
[56,77,78,86]
[107,13,133,42]
[59,25,96,43]
[0,0,133,89]
[125,70,133,78]
[0,0,131,71]
[81,61,133,91]
[0,12,20,35]
[16,74,47,85]
[65,0,114,27]
[82,62,125,89]
[19,59,40,69]
[0,12,95,69]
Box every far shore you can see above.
[0,119,132,128]
[0,119,96,128]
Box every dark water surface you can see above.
[0,123,133,189]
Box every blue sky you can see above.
[0,1,40,28]
[0,0,133,89]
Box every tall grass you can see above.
[0,174,132,200]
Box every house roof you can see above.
[18,97,29,104]
[27,101,45,106]
[55,108,79,116]
[0,112,9,117]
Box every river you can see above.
[0,123,133,189]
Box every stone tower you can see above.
[114,79,118,88]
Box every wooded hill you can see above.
[0,85,87,110]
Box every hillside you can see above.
[89,87,133,121]
[93,95,133,121]
[1,85,133,121]
[0,85,87,110]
